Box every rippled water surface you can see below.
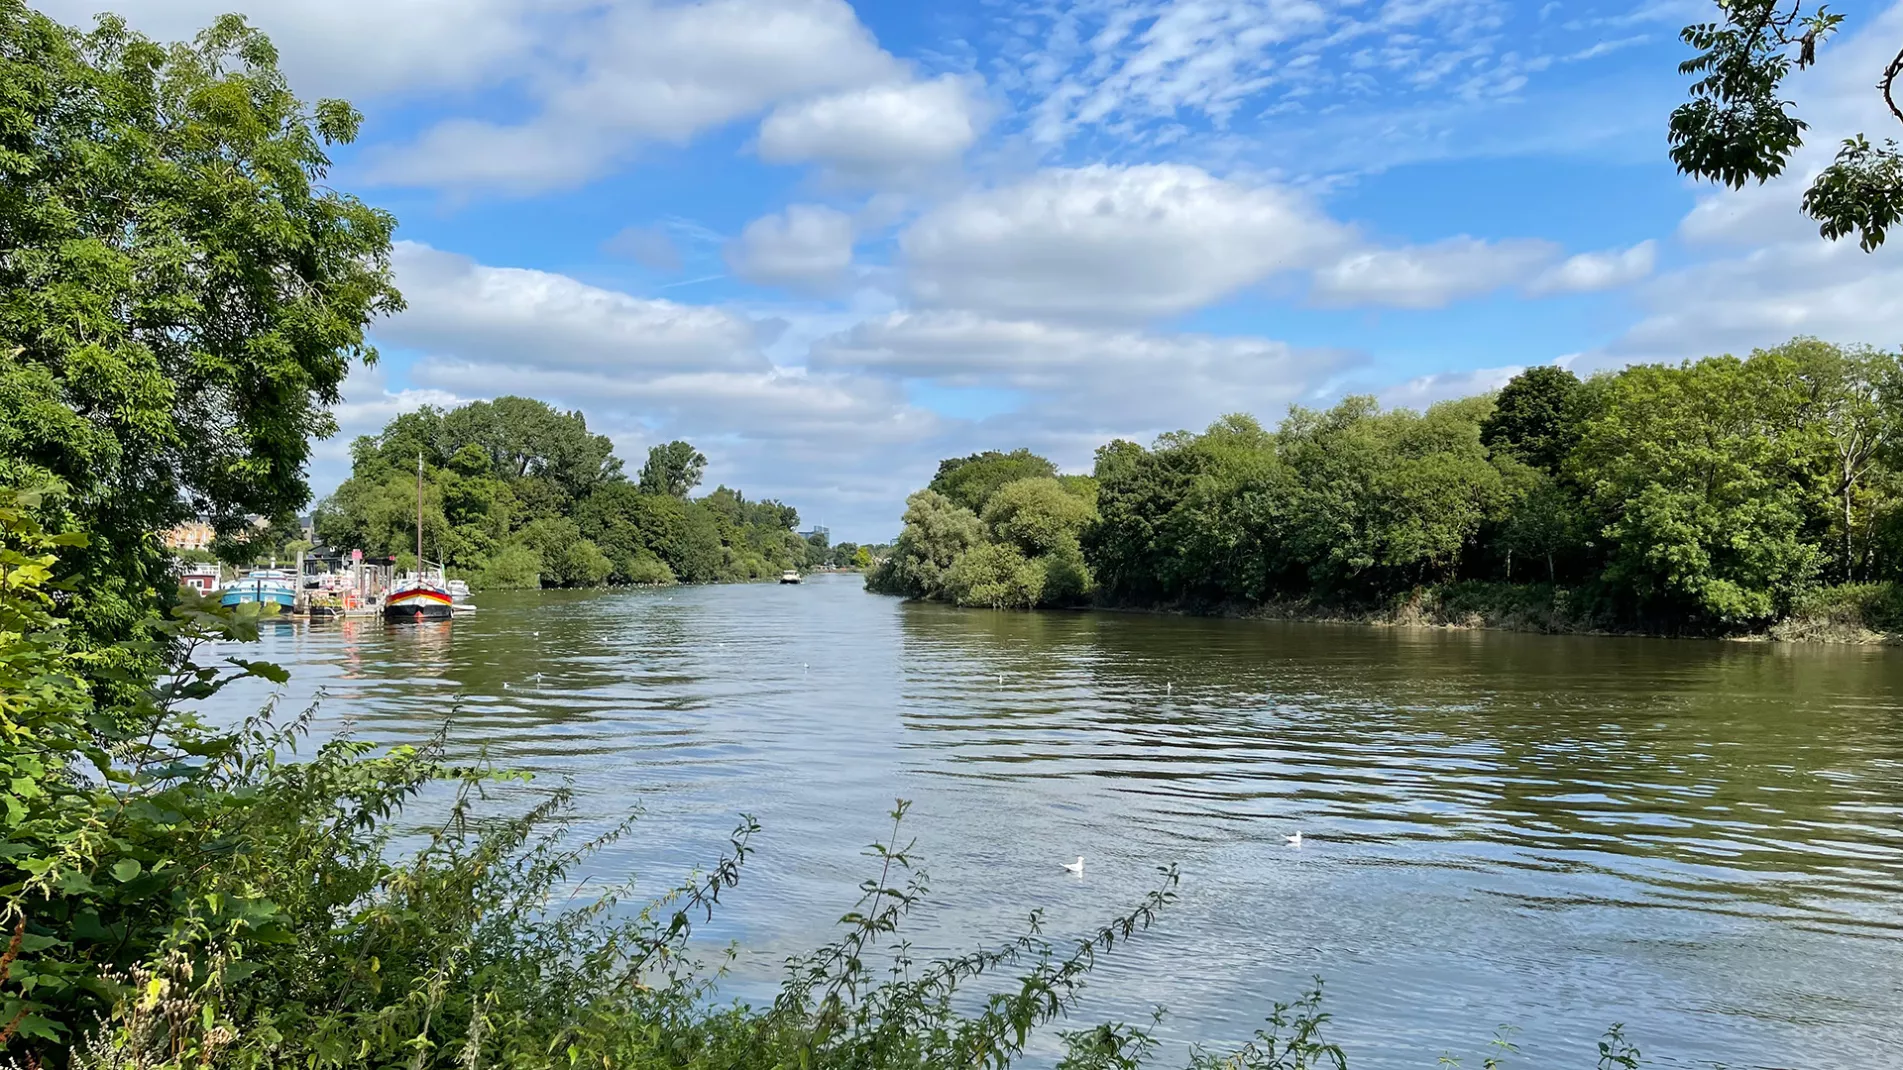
[211,576,1903,1070]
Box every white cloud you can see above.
[1311,237,1556,308]
[385,242,772,373]
[725,205,858,292]
[901,164,1353,321]
[759,75,987,184]
[1376,365,1523,410]
[370,0,902,194]
[810,310,1359,431]
[1609,239,1903,363]
[31,0,555,99]
[1526,240,1656,295]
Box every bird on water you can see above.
[1285,832,1303,847]
[1063,856,1085,874]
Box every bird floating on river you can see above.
[1285,832,1303,847]
[1063,856,1085,874]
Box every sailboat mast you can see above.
[416,453,424,570]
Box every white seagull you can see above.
[1285,832,1303,847]
[1062,856,1085,874]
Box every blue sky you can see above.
[37,0,1903,539]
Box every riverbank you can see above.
[1091,580,1903,644]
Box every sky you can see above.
[36,0,1903,540]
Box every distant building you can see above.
[799,526,829,542]
[163,520,215,551]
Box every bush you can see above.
[946,542,1046,609]
[476,543,542,589]
[620,552,676,586]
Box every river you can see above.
[208,574,1903,1070]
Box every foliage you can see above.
[0,4,402,647]
[1479,366,1582,473]
[870,468,1097,609]
[638,440,708,499]
[1668,0,1902,250]
[929,450,1060,513]
[878,339,1903,634]
[317,400,806,590]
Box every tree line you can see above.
[314,397,832,588]
[875,339,1903,634]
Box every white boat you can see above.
[779,569,802,584]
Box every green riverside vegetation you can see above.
[874,341,1903,638]
[312,398,843,589]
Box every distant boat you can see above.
[221,569,295,610]
[780,569,802,584]
[179,561,221,594]
[446,578,472,603]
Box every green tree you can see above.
[1762,337,1903,580]
[866,490,983,599]
[944,542,1046,609]
[1481,366,1583,473]
[517,517,612,587]
[0,6,402,644]
[639,440,708,498]
[1569,353,1824,623]
[928,449,1059,513]
[982,478,1096,557]
[1669,0,1902,249]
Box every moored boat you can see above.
[221,569,295,610]
[179,561,221,594]
[385,575,454,621]
[385,454,455,622]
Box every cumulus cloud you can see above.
[1527,241,1656,295]
[1376,365,1524,410]
[31,0,556,99]
[370,0,902,194]
[361,243,956,538]
[385,242,772,373]
[811,310,1359,431]
[901,164,1353,321]
[1311,237,1558,308]
[725,205,858,292]
[759,75,987,184]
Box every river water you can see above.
[210,575,1903,1070]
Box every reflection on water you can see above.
[210,577,1903,1070]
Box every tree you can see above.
[639,440,707,498]
[866,490,982,598]
[1569,354,1824,623]
[928,449,1059,513]
[1481,366,1583,473]
[1669,0,1903,250]
[981,477,1095,557]
[1766,338,1903,580]
[0,6,402,644]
